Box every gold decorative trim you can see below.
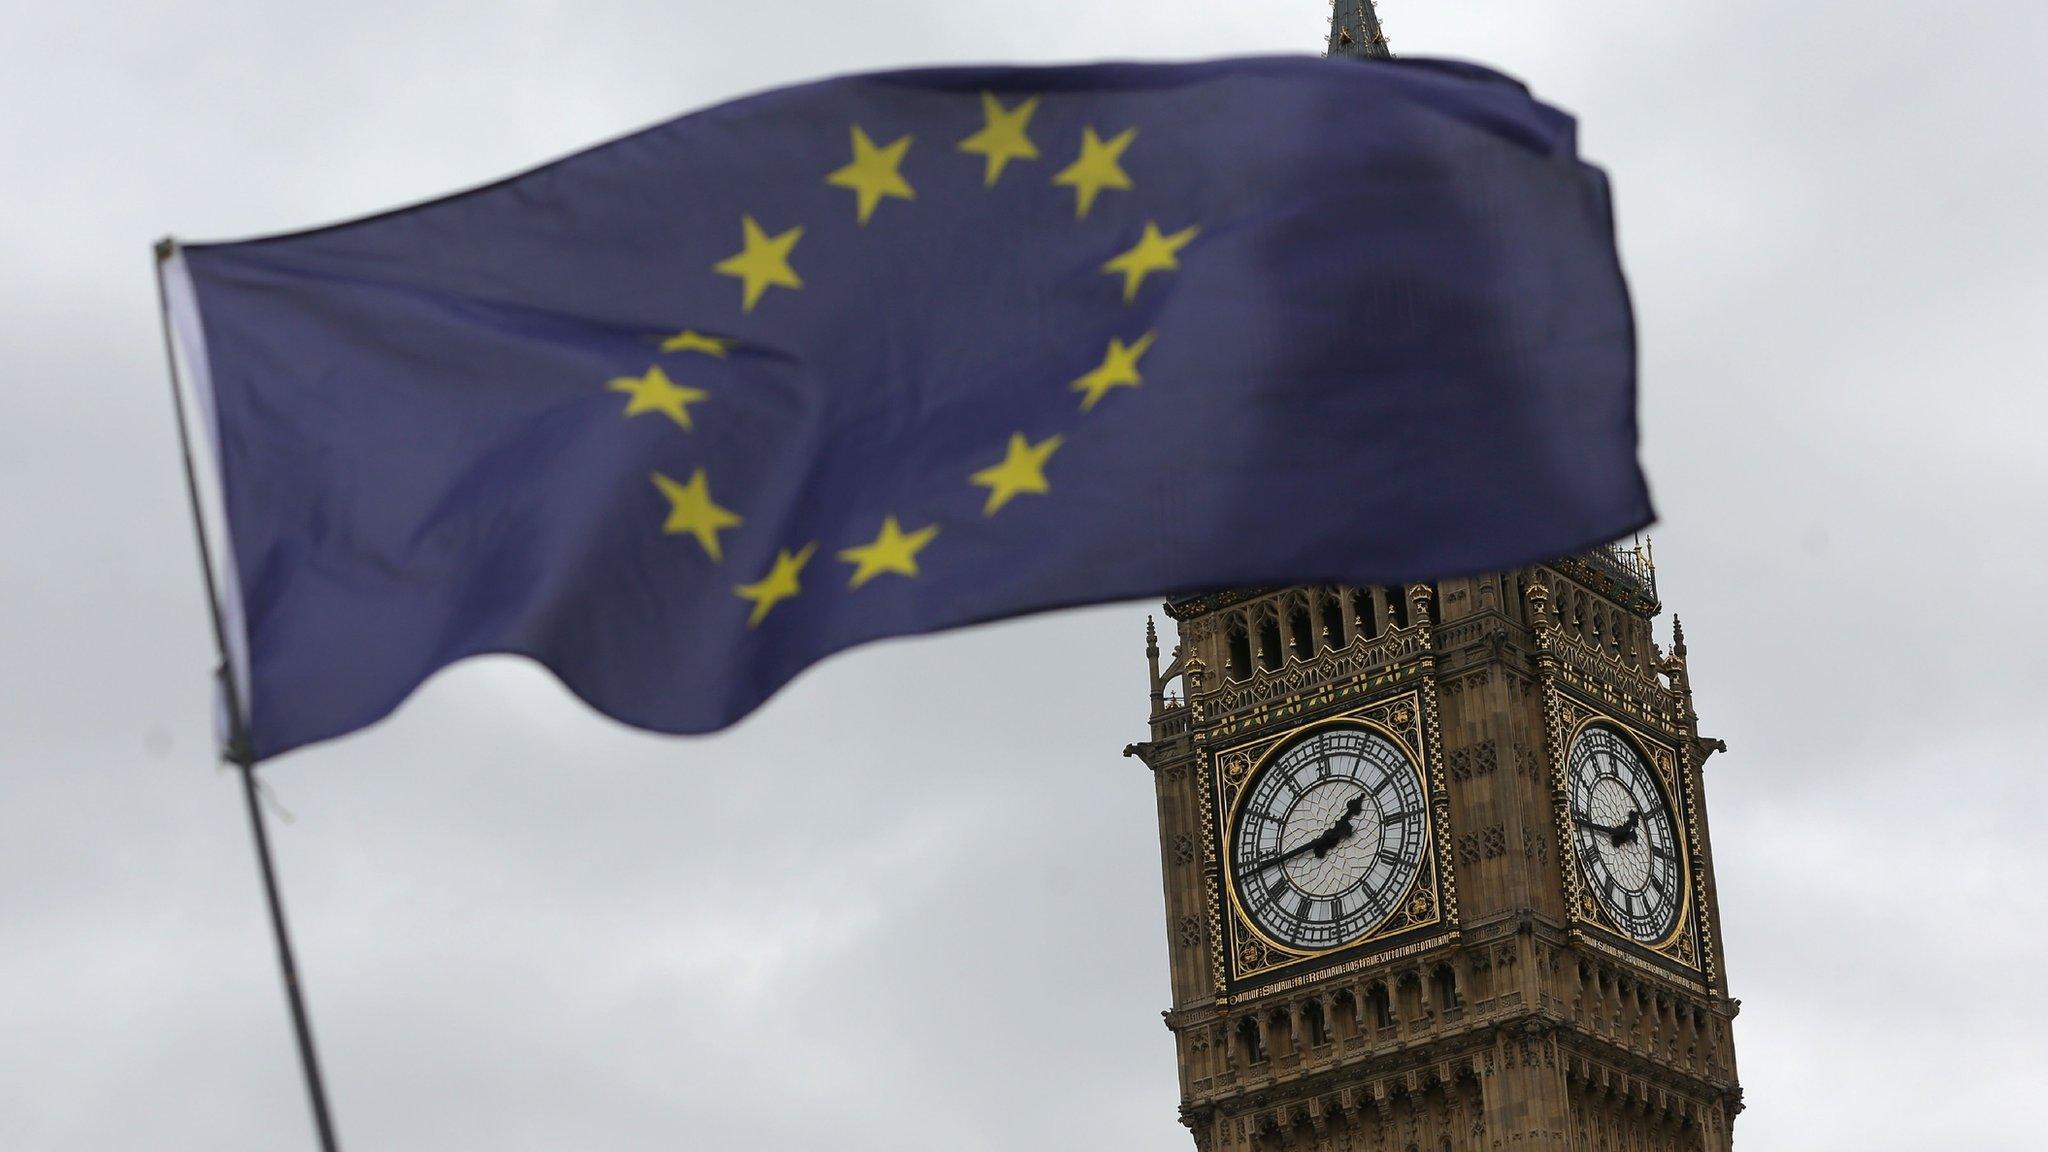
[1571,930,1710,992]
[1195,729,1229,999]
[1416,642,1461,930]
[1217,932,1452,1005]
[1676,723,1720,987]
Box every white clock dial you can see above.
[1567,725,1684,943]
[1228,725,1429,952]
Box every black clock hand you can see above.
[1572,815,1621,838]
[1610,809,1642,848]
[1248,835,1333,874]
[1249,792,1369,873]
[1325,792,1367,848]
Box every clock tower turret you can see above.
[1328,0,1392,59]
[1128,543,1742,1150]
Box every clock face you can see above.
[1228,725,1429,952]
[1566,725,1684,944]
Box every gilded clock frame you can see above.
[1546,696,1704,975]
[1209,688,1457,990]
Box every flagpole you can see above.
[154,239,344,1152]
[230,741,342,1152]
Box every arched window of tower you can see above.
[1287,597,1315,663]
[1432,963,1461,1012]
[1225,618,1251,681]
[1235,1015,1265,1065]
[1303,998,1329,1047]
[1316,588,1346,650]
[1255,610,1283,672]
[1350,586,1381,639]
[1368,982,1395,1031]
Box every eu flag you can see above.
[160,56,1649,762]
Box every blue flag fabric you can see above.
[163,56,1649,762]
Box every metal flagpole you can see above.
[229,742,342,1152]
[154,238,344,1152]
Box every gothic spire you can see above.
[1328,0,1391,59]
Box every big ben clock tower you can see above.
[1129,543,1743,1151]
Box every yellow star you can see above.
[837,516,939,589]
[970,432,1064,517]
[713,215,803,312]
[735,542,817,627]
[956,92,1041,186]
[659,329,731,357]
[1052,126,1136,219]
[826,126,916,225]
[609,365,709,430]
[1103,222,1199,302]
[651,469,743,561]
[1071,331,1157,412]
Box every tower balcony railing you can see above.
[1565,538,1658,608]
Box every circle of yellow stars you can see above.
[602,91,1199,626]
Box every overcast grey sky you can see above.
[3,1,2045,1148]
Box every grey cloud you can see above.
[1,1,2043,1149]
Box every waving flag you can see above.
[160,56,1648,762]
